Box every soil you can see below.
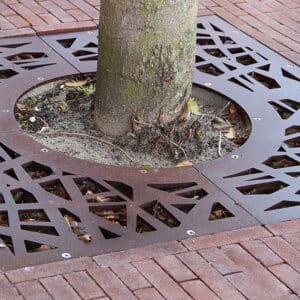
[15,74,251,168]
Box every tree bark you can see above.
[95,0,197,136]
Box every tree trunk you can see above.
[95,0,197,136]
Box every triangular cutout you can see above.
[84,42,97,48]
[0,193,4,203]
[142,200,180,228]
[247,175,274,181]
[224,63,237,71]
[63,171,74,176]
[282,69,299,82]
[3,168,18,180]
[90,205,127,227]
[229,77,254,92]
[265,201,300,211]
[74,177,109,195]
[258,64,270,71]
[177,189,208,200]
[99,227,120,239]
[11,188,38,204]
[172,204,195,214]
[224,168,263,178]
[286,172,300,178]
[40,179,71,200]
[0,211,9,226]
[24,240,56,253]
[210,23,223,32]
[277,146,286,152]
[148,182,197,193]
[136,216,156,233]
[209,203,234,220]
[0,143,20,159]
[281,99,300,110]
[105,181,133,199]
[269,101,294,119]
[21,225,59,236]
[0,234,14,254]
[57,38,76,48]
[59,208,81,222]
[0,42,31,48]
[21,63,56,70]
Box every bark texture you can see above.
[95,0,197,135]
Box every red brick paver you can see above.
[0,1,299,299]
[0,0,299,65]
[0,220,299,299]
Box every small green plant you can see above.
[76,83,96,96]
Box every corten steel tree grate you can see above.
[0,16,298,270]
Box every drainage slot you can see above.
[142,200,180,228]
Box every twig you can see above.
[35,116,49,128]
[37,131,136,163]
[167,137,188,161]
[205,101,231,125]
[218,130,222,157]
[132,117,152,127]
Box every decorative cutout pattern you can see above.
[0,39,59,84]
[41,30,98,73]
[0,16,299,269]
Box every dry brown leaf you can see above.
[229,103,239,120]
[179,105,191,121]
[32,244,55,252]
[94,195,107,202]
[224,127,236,139]
[176,161,193,167]
[16,103,27,111]
[212,117,231,129]
[65,79,88,87]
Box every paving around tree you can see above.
[0,0,299,299]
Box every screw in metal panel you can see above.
[87,31,94,34]
[2,109,10,113]
[62,253,72,259]
[286,64,294,68]
[140,170,148,174]
[253,117,262,121]
[41,148,49,153]
[231,154,239,159]
[204,82,212,87]
[186,230,196,236]
[37,77,45,81]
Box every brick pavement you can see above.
[0,219,298,299]
[0,1,299,299]
[0,0,299,65]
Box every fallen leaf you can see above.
[65,79,88,87]
[187,98,202,115]
[176,161,193,167]
[142,165,153,170]
[229,103,239,120]
[16,103,27,111]
[179,104,191,121]
[224,127,236,139]
[32,244,55,252]
[212,117,231,129]
[94,195,107,202]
